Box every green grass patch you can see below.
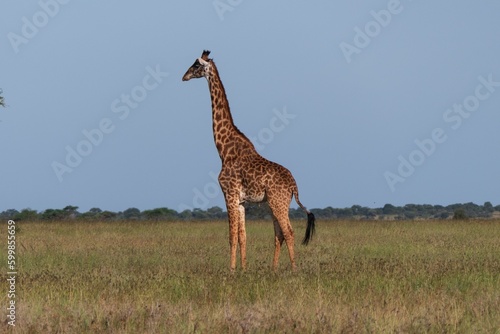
[1,219,499,333]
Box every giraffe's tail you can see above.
[293,188,315,245]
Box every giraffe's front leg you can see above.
[226,202,247,271]
[237,204,247,270]
[227,207,239,272]
[219,171,246,271]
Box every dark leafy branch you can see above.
[0,88,5,107]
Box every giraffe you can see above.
[182,50,315,271]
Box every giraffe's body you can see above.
[183,50,315,271]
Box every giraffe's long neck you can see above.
[207,64,255,162]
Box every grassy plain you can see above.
[1,219,500,333]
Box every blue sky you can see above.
[1,1,499,212]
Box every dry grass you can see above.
[1,219,500,333]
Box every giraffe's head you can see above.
[182,50,212,81]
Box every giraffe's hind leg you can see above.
[269,200,295,270]
[272,218,284,270]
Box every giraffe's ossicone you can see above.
[183,50,315,271]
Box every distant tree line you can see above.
[1,202,499,222]
[307,202,498,220]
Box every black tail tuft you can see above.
[302,212,316,245]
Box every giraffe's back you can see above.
[239,154,296,203]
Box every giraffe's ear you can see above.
[201,50,211,61]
